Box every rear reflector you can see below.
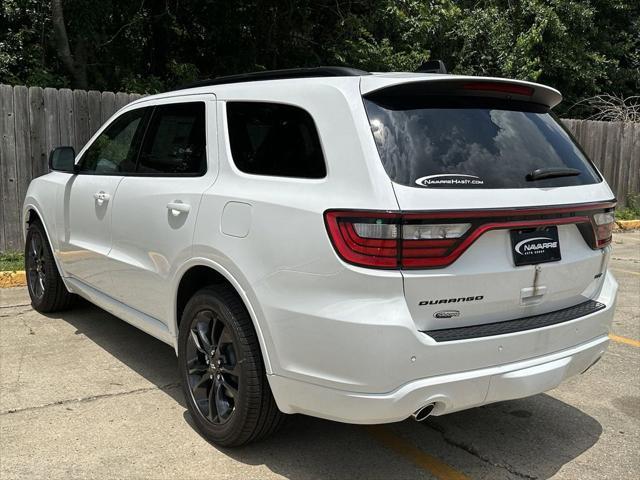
[325,202,616,269]
[463,82,534,96]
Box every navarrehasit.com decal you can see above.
[415,174,485,187]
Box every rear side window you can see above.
[363,96,601,189]
[226,102,326,178]
[138,102,206,175]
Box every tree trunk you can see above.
[146,0,170,78]
[51,0,87,89]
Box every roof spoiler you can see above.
[361,76,563,109]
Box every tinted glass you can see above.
[138,102,206,175]
[363,97,600,188]
[80,108,147,174]
[227,102,326,178]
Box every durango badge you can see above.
[419,296,484,306]
[415,174,484,187]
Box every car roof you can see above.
[127,68,562,109]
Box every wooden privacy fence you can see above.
[1,84,639,253]
[0,85,143,252]
[562,119,639,208]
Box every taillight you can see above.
[325,211,474,269]
[592,212,615,247]
[402,223,470,240]
[325,211,400,268]
[325,202,616,270]
[401,222,471,268]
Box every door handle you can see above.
[94,191,110,206]
[167,201,191,216]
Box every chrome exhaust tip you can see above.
[411,403,435,422]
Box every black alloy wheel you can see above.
[26,229,47,301]
[178,286,285,446]
[24,220,75,312]
[185,308,241,424]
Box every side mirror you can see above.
[49,146,77,173]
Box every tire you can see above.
[24,220,75,313]
[178,285,285,447]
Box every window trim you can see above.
[224,100,328,181]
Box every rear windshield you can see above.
[363,96,600,189]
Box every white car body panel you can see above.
[108,94,218,323]
[56,174,123,294]
[23,71,618,424]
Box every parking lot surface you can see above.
[1,232,638,479]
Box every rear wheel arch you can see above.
[174,262,273,373]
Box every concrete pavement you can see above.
[1,232,638,479]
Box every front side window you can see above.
[137,102,207,175]
[226,102,326,178]
[79,108,148,174]
[364,96,601,189]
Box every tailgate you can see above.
[394,193,613,331]
[360,77,617,332]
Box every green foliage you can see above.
[0,251,24,272]
[0,0,62,87]
[121,74,164,95]
[0,0,637,118]
[616,194,640,220]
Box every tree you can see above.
[51,0,86,88]
[0,0,637,118]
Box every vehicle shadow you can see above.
[54,300,603,480]
[45,298,185,408]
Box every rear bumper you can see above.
[267,271,617,424]
[269,334,609,423]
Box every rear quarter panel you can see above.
[190,79,402,378]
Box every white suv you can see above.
[23,67,618,446]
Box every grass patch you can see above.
[616,194,640,221]
[616,206,640,221]
[0,251,24,272]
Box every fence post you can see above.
[1,85,21,251]
[14,86,32,211]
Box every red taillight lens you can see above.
[592,212,615,248]
[401,222,470,268]
[325,211,400,268]
[325,203,616,270]
[324,211,471,269]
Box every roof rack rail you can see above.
[172,66,370,91]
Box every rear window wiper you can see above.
[526,167,581,181]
